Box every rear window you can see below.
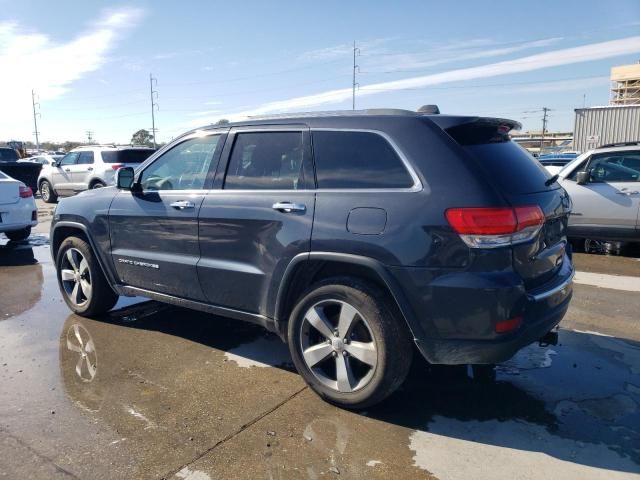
[312,131,414,189]
[462,141,557,194]
[102,149,154,164]
[0,148,19,162]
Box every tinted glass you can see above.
[77,151,94,165]
[60,152,79,166]
[224,132,304,190]
[312,131,413,189]
[464,141,557,194]
[102,149,155,164]
[0,148,19,162]
[587,151,640,183]
[140,135,220,190]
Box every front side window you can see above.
[140,135,221,190]
[312,131,414,189]
[77,152,94,165]
[587,152,640,183]
[60,152,79,166]
[224,131,304,190]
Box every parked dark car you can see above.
[0,147,42,192]
[50,109,574,408]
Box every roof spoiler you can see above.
[430,117,522,145]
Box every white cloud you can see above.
[0,7,144,139]
[189,36,640,126]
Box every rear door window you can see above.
[224,131,305,190]
[312,130,414,189]
[77,152,94,165]
[586,151,640,183]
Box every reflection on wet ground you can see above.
[0,243,639,479]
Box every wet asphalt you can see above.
[0,224,639,479]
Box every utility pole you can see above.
[352,41,360,110]
[540,107,550,152]
[31,89,40,150]
[86,131,94,144]
[149,73,158,149]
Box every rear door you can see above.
[71,151,95,190]
[197,126,315,316]
[561,150,640,238]
[52,152,78,194]
[109,132,225,300]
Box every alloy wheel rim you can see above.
[41,182,49,201]
[66,323,98,382]
[60,248,92,307]
[299,299,378,393]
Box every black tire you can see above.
[5,227,31,242]
[91,181,106,189]
[56,236,118,316]
[288,277,413,409]
[40,180,58,203]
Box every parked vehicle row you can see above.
[50,109,573,408]
[38,145,155,203]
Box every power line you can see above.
[31,89,41,150]
[150,73,158,149]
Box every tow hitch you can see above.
[539,330,558,347]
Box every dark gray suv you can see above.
[51,109,574,408]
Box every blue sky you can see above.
[1,0,639,143]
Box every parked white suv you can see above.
[38,145,155,203]
[557,143,640,242]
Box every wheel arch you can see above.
[51,221,119,289]
[273,252,421,342]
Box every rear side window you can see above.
[77,151,94,165]
[102,149,155,164]
[224,131,304,190]
[312,131,413,189]
[463,142,556,194]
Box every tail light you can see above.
[111,163,124,170]
[445,205,544,248]
[495,316,523,333]
[19,185,33,198]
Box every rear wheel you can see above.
[91,181,106,189]
[40,180,57,203]
[288,278,412,409]
[56,236,118,316]
[5,227,31,242]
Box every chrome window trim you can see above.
[310,128,424,193]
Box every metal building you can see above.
[573,105,640,152]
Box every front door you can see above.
[71,151,95,190]
[197,127,315,317]
[563,150,640,238]
[52,152,78,194]
[109,131,226,300]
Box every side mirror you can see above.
[576,171,590,185]
[50,161,56,167]
[116,167,135,190]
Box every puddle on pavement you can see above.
[1,243,639,479]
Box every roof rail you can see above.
[246,108,421,120]
[597,141,640,148]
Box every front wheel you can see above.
[56,236,118,316]
[91,181,106,189]
[40,180,57,203]
[288,278,413,409]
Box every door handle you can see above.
[272,202,306,213]
[170,200,196,210]
[87,167,93,171]
[64,168,71,172]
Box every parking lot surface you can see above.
[0,228,639,479]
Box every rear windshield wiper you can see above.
[545,174,559,186]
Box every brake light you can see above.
[445,205,544,248]
[19,185,33,198]
[111,163,124,170]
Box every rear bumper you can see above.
[387,255,574,365]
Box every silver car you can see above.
[38,145,155,203]
[558,143,640,242]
